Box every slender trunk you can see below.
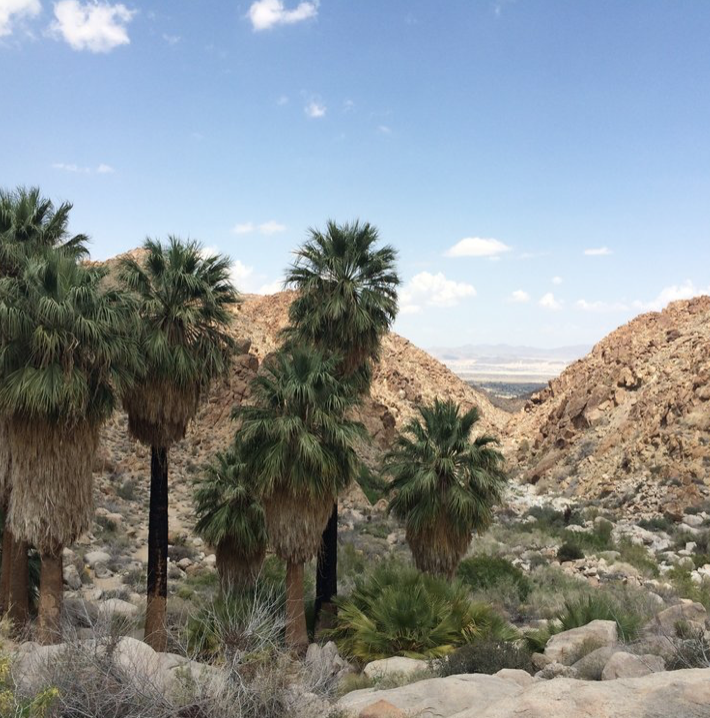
[0,504,12,615]
[314,502,338,630]
[7,533,29,630]
[37,552,63,645]
[145,446,169,652]
[285,560,308,654]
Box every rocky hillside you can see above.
[512,296,710,516]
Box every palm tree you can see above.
[120,238,238,651]
[284,220,399,621]
[0,186,89,627]
[235,348,363,653]
[194,447,267,593]
[0,252,138,642]
[384,400,507,579]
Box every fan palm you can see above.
[384,400,507,579]
[284,220,399,620]
[0,252,139,642]
[120,237,238,651]
[194,448,267,593]
[235,347,363,652]
[0,186,89,628]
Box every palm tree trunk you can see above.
[7,532,29,631]
[0,505,12,615]
[145,446,169,652]
[285,560,308,654]
[314,502,338,630]
[37,552,63,644]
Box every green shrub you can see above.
[560,520,614,553]
[457,556,531,601]
[116,479,137,501]
[557,542,584,562]
[523,506,568,533]
[557,595,642,641]
[668,565,710,610]
[357,465,388,505]
[638,516,676,533]
[439,639,534,676]
[615,539,659,577]
[328,560,516,662]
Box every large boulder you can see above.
[358,700,407,718]
[644,602,709,636]
[363,656,428,680]
[571,646,620,681]
[544,620,618,665]
[601,652,665,680]
[457,668,710,718]
[338,674,521,718]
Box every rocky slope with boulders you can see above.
[512,296,710,517]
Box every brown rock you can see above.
[358,700,406,718]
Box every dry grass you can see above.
[7,417,98,553]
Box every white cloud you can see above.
[276,95,289,106]
[552,276,563,285]
[305,100,326,118]
[575,299,629,313]
[445,237,512,258]
[632,280,710,312]
[256,279,283,295]
[508,289,530,304]
[52,162,115,174]
[248,0,318,31]
[51,0,135,53]
[584,246,613,256]
[377,124,392,135]
[232,221,287,236]
[539,292,562,310]
[0,0,40,37]
[162,33,180,45]
[400,271,476,314]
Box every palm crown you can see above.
[120,237,239,447]
[284,220,399,385]
[0,187,88,276]
[385,399,507,577]
[235,347,364,562]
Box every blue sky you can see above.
[2,0,710,348]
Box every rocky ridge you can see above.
[512,296,710,515]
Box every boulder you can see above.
[571,645,620,680]
[338,674,521,718]
[544,620,618,665]
[461,668,710,718]
[97,598,139,620]
[601,652,665,680]
[644,601,709,637]
[358,700,407,718]
[63,563,83,591]
[84,550,111,568]
[494,668,533,688]
[305,641,353,681]
[363,656,428,680]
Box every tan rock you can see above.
[358,700,406,718]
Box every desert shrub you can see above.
[328,560,516,662]
[357,465,388,505]
[523,506,568,533]
[116,479,138,502]
[183,588,286,665]
[666,626,710,669]
[557,595,642,641]
[457,556,532,602]
[615,538,659,577]
[557,542,584,562]
[561,519,614,553]
[439,639,534,676]
[638,516,675,533]
[523,623,561,653]
[667,566,710,610]
[524,565,591,619]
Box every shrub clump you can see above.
[457,555,532,601]
[328,560,516,662]
[557,542,585,562]
[439,639,534,676]
[557,595,643,641]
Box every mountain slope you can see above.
[512,296,710,515]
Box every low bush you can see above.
[557,542,584,562]
[615,539,659,577]
[457,556,531,601]
[439,639,534,676]
[328,560,516,662]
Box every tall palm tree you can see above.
[284,220,399,621]
[0,186,88,627]
[235,348,363,653]
[194,447,267,593]
[384,400,507,579]
[120,238,238,651]
[0,252,139,642]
